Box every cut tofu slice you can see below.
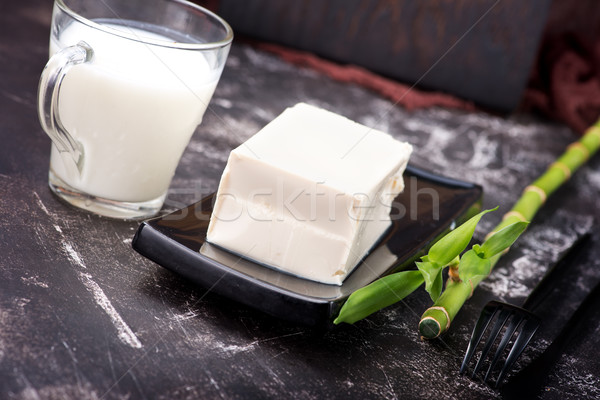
[206,103,412,285]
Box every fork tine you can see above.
[484,313,523,382]
[471,308,511,378]
[460,302,497,374]
[495,316,540,387]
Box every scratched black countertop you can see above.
[1,1,600,399]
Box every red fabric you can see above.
[524,46,600,135]
[256,42,477,112]
[522,1,600,135]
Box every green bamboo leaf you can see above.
[458,249,492,283]
[480,221,529,259]
[427,207,498,266]
[334,270,424,324]
[430,270,443,302]
[416,261,443,302]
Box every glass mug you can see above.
[38,0,232,219]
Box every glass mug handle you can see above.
[37,41,93,173]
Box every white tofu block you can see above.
[206,103,412,285]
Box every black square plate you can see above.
[132,166,482,328]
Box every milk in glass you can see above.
[49,20,219,202]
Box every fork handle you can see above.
[521,233,590,311]
[501,276,600,397]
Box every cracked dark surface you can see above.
[1,1,599,399]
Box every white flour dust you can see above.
[34,192,142,349]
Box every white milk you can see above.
[49,20,219,202]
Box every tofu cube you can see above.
[206,103,412,285]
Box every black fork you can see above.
[459,233,590,387]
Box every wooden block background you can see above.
[216,0,552,111]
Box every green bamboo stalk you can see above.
[418,121,600,339]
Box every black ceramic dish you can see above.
[132,165,482,328]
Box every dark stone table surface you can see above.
[1,1,599,399]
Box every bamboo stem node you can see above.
[448,265,461,282]
[502,210,527,222]
[524,185,547,203]
[568,142,590,160]
[428,306,451,329]
[586,125,600,140]
[551,161,572,180]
